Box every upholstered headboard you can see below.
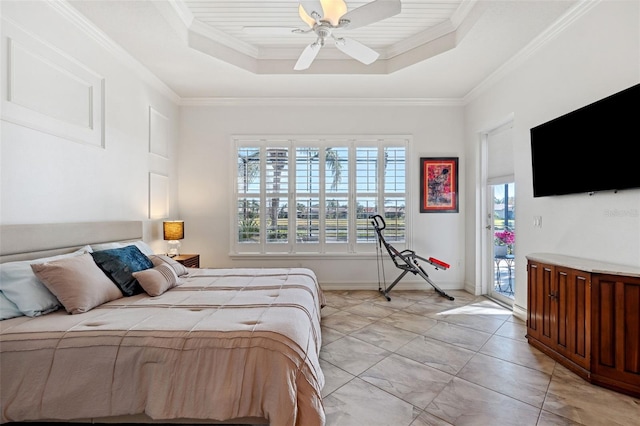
[0,221,143,263]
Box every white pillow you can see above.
[91,240,154,256]
[0,245,91,317]
[0,291,23,320]
[132,241,154,256]
[89,242,123,252]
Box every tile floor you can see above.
[319,289,640,426]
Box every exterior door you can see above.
[488,181,515,305]
[482,117,515,305]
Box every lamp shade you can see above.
[163,221,184,241]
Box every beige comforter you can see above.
[0,268,325,425]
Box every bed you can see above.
[0,222,325,425]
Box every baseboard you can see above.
[512,302,527,322]
[463,280,478,295]
[319,280,464,291]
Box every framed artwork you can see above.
[420,157,459,213]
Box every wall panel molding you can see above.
[1,19,105,147]
[149,106,169,158]
[149,172,169,220]
[47,0,180,104]
[180,97,464,107]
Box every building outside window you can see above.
[234,137,409,255]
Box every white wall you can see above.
[0,1,180,252]
[179,103,466,289]
[463,0,640,313]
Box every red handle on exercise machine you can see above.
[428,257,450,269]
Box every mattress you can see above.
[0,267,325,425]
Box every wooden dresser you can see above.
[526,253,640,397]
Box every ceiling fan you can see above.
[244,0,402,70]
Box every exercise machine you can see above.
[370,214,454,301]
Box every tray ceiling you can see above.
[65,0,582,98]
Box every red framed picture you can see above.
[420,157,459,213]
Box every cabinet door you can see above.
[526,260,549,341]
[556,266,590,369]
[538,263,557,349]
[592,274,640,393]
[527,260,557,346]
[527,261,590,370]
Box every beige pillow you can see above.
[31,253,123,314]
[148,254,188,277]
[132,264,179,296]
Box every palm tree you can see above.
[238,150,260,241]
[324,147,343,191]
[266,148,287,241]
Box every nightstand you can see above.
[172,254,200,268]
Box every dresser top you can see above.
[527,253,640,278]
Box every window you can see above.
[234,137,408,255]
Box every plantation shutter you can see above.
[487,123,514,184]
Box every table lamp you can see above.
[163,220,184,257]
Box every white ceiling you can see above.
[66,0,580,99]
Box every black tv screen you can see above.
[530,83,640,197]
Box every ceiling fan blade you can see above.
[334,37,379,65]
[294,41,322,70]
[299,1,324,20]
[242,26,301,35]
[341,0,401,30]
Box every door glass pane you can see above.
[493,182,515,299]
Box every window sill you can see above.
[229,252,380,261]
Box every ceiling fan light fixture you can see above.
[293,0,401,70]
[320,0,348,26]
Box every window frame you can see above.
[231,135,411,257]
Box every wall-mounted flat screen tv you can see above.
[530,83,640,197]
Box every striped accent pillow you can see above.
[132,264,179,296]
[148,255,188,277]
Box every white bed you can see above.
[0,222,325,425]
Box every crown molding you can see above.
[179,97,465,107]
[189,19,259,58]
[47,0,180,104]
[451,0,479,27]
[166,0,194,27]
[386,20,456,59]
[386,0,478,59]
[463,0,600,104]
